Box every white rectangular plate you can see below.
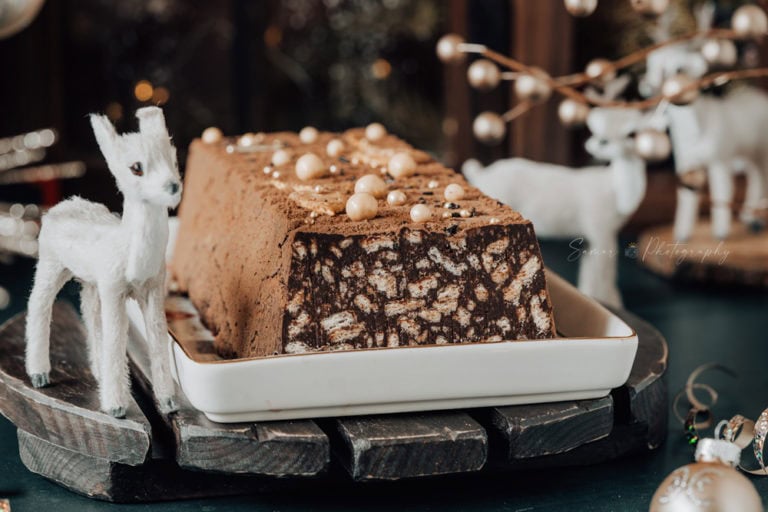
[128,269,638,423]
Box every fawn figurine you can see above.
[25,106,182,418]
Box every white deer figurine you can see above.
[643,3,768,241]
[25,107,182,418]
[464,107,648,307]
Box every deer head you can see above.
[585,108,644,161]
[90,107,182,208]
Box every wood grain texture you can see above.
[333,413,487,481]
[126,323,329,476]
[17,429,284,503]
[0,303,151,465]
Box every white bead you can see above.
[238,133,256,147]
[355,174,388,198]
[272,171,281,179]
[428,180,439,189]
[225,144,235,154]
[263,166,272,174]
[489,217,500,224]
[365,123,387,141]
[329,164,339,174]
[326,139,344,157]
[388,152,417,179]
[444,183,466,201]
[295,153,327,181]
[346,193,378,221]
[459,209,472,218]
[299,126,319,144]
[201,127,223,144]
[410,204,432,223]
[272,149,291,166]
[386,190,407,206]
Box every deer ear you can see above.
[90,114,118,161]
[136,106,169,138]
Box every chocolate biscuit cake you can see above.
[170,126,555,359]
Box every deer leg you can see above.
[98,285,130,418]
[25,258,70,387]
[80,283,102,382]
[740,160,765,232]
[578,234,622,308]
[139,283,178,414]
[673,186,700,242]
[708,162,734,240]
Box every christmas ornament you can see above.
[514,68,552,103]
[650,438,763,512]
[563,0,597,18]
[585,58,617,84]
[467,59,501,91]
[558,99,590,127]
[731,5,768,40]
[634,129,671,162]
[661,73,699,105]
[472,112,506,145]
[0,0,45,39]
[629,0,669,16]
[701,39,738,68]
[436,34,466,64]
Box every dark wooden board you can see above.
[126,324,330,477]
[0,303,151,465]
[17,429,287,503]
[332,413,487,481]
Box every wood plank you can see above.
[126,311,330,477]
[0,303,151,465]
[332,413,487,481]
[17,429,286,503]
[488,396,613,461]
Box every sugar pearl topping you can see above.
[444,183,465,201]
[238,133,257,147]
[326,139,344,157]
[388,152,417,179]
[386,190,407,206]
[354,174,388,198]
[346,192,378,221]
[201,126,223,144]
[365,122,387,141]
[272,149,291,166]
[295,153,326,181]
[427,180,439,189]
[299,126,319,144]
[410,204,432,223]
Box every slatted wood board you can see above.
[0,302,667,502]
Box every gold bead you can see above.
[436,34,466,64]
[354,174,388,198]
[558,99,590,127]
[629,0,669,16]
[295,153,327,181]
[585,58,616,84]
[732,5,768,39]
[388,152,417,179]
[387,190,407,206]
[472,111,506,145]
[701,39,738,68]
[634,129,671,162]
[346,193,378,221]
[661,73,699,105]
[410,204,432,223]
[201,127,223,144]
[467,59,501,91]
[563,0,597,17]
[514,68,552,103]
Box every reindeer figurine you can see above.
[25,107,181,418]
[464,106,648,308]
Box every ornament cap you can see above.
[695,438,741,467]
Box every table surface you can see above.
[1,238,767,512]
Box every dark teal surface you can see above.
[2,239,768,511]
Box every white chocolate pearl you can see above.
[295,153,327,181]
[299,126,319,144]
[263,166,272,174]
[386,190,407,206]
[326,139,344,157]
[346,192,378,221]
[272,171,281,179]
[365,122,386,141]
[329,164,340,174]
[238,133,256,147]
[410,204,432,223]
[225,144,235,154]
[388,152,417,179]
[201,127,222,144]
[355,174,388,198]
[272,149,291,166]
[459,209,472,218]
[428,180,439,189]
[444,183,466,201]
[489,217,500,224]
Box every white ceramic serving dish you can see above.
[127,219,638,422]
